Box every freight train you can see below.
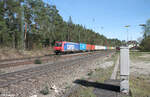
[53,41,115,54]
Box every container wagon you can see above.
[79,43,86,51]
[91,45,95,51]
[86,44,91,51]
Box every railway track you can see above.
[0,52,94,68]
[0,51,113,88]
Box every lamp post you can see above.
[139,24,146,38]
[124,25,130,46]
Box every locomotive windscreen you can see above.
[55,43,62,47]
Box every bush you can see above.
[140,36,150,51]
[34,59,42,64]
[40,86,49,95]
[87,71,93,76]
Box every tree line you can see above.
[139,19,150,51]
[0,0,122,50]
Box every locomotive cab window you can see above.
[55,43,62,47]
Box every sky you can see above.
[44,0,150,41]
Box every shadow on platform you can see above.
[74,79,120,92]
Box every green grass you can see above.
[130,51,150,97]
[130,75,150,97]
[130,52,142,60]
[90,67,113,83]
[130,51,150,61]
[77,88,96,97]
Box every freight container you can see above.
[105,46,107,50]
[86,44,91,51]
[101,46,106,50]
[95,45,100,50]
[91,45,95,50]
[64,42,80,51]
[111,47,115,50]
[79,43,86,51]
[107,47,110,50]
[108,47,112,50]
[95,45,105,50]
